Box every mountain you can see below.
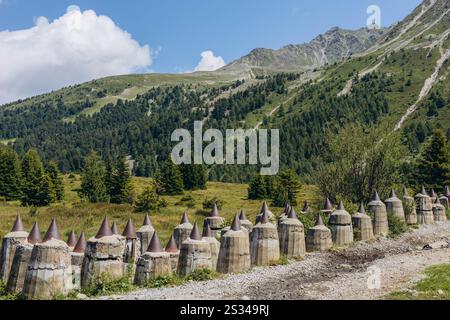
[0,0,448,183]
[222,27,387,72]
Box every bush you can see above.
[186,269,219,282]
[203,197,223,210]
[388,214,408,237]
[81,273,135,297]
[175,194,196,208]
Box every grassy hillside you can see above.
[0,176,319,245]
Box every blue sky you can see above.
[0,0,421,73]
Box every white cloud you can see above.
[0,6,152,104]
[194,50,226,72]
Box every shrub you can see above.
[388,214,408,237]
[202,197,223,210]
[186,269,219,282]
[82,273,135,297]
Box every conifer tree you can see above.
[110,154,134,204]
[155,159,184,195]
[46,160,65,202]
[180,164,207,190]
[248,174,267,200]
[270,169,301,207]
[79,151,109,203]
[414,129,450,188]
[21,149,52,206]
[0,147,23,201]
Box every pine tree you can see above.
[104,156,115,196]
[248,174,267,200]
[0,147,23,201]
[135,182,166,212]
[414,129,450,189]
[180,164,207,190]
[110,155,134,204]
[21,149,52,206]
[79,151,109,203]
[155,159,184,195]
[46,160,65,202]
[270,169,301,207]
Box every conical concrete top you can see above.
[337,201,345,210]
[434,197,441,205]
[180,211,190,224]
[190,223,202,240]
[73,232,87,253]
[111,222,119,235]
[323,198,333,211]
[259,208,269,224]
[147,232,163,253]
[372,191,381,202]
[11,215,25,232]
[445,186,450,197]
[122,218,137,239]
[95,216,113,239]
[210,204,220,217]
[143,214,153,227]
[358,202,366,214]
[27,222,41,245]
[239,210,248,221]
[260,201,270,214]
[202,220,213,237]
[403,186,410,197]
[420,186,428,196]
[287,207,297,219]
[165,234,178,253]
[431,189,438,198]
[231,214,241,231]
[283,203,291,214]
[67,231,77,247]
[389,189,397,199]
[43,218,61,242]
[315,213,324,226]
[302,201,310,212]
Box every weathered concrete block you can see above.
[70,252,84,290]
[432,201,447,222]
[217,215,250,274]
[137,225,155,256]
[385,190,405,222]
[368,192,389,237]
[80,235,125,288]
[22,239,73,300]
[0,231,28,282]
[250,221,280,266]
[329,202,353,246]
[202,224,220,271]
[439,196,449,210]
[255,202,277,225]
[6,242,33,294]
[416,194,434,225]
[238,210,253,234]
[352,204,374,242]
[165,235,179,274]
[278,208,306,258]
[174,212,193,247]
[134,252,172,285]
[306,214,332,252]
[177,223,212,276]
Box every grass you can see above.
[0,175,320,245]
[386,264,450,300]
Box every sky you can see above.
[0,0,422,104]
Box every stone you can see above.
[306,214,332,252]
[328,201,353,246]
[204,204,225,230]
[6,222,41,294]
[238,210,253,234]
[22,220,72,300]
[368,191,389,237]
[432,198,447,222]
[136,215,155,255]
[165,234,180,274]
[278,207,306,258]
[202,222,220,270]
[81,217,125,288]
[134,232,172,285]
[177,223,213,276]
[403,187,417,225]
[255,201,276,225]
[250,210,280,266]
[174,212,193,247]
[0,215,28,282]
[217,214,251,274]
[385,189,406,222]
[70,232,86,290]
[415,189,434,225]
[352,203,375,242]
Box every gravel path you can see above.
[101,222,450,300]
